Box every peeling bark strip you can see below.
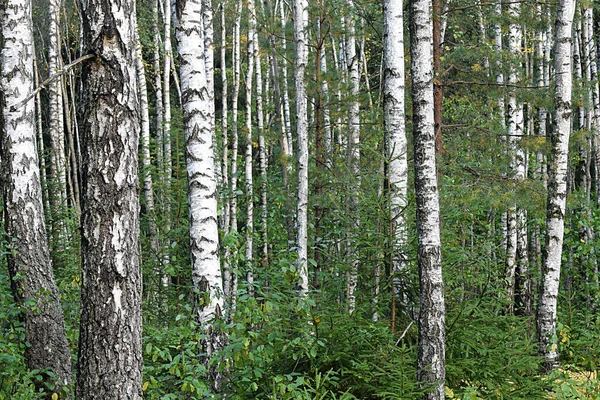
[410,0,446,396]
[1,0,73,393]
[537,0,575,374]
[175,0,226,390]
[77,0,142,398]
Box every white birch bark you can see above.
[410,0,446,395]
[320,37,332,160]
[384,0,408,307]
[280,0,293,156]
[153,0,164,168]
[345,0,361,314]
[505,1,524,314]
[1,0,73,391]
[220,3,230,234]
[537,0,575,373]
[245,0,256,296]
[294,0,310,297]
[229,0,243,310]
[583,6,600,286]
[494,0,505,123]
[136,38,158,254]
[176,0,226,388]
[255,23,268,265]
[220,3,232,299]
[162,0,173,271]
[48,0,68,209]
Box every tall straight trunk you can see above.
[384,0,408,310]
[583,6,600,287]
[33,50,51,215]
[48,0,68,210]
[62,75,82,214]
[245,0,256,297]
[345,0,361,314]
[537,5,548,190]
[432,0,443,155]
[229,0,243,311]
[176,0,227,388]
[153,0,164,168]
[495,0,505,123]
[220,3,232,299]
[1,0,73,392]
[587,7,600,206]
[280,0,293,155]
[505,1,524,315]
[220,3,230,234]
[162,0,173,270]
[136,37,158,253]
[77,0,142,397]
[410,0,446,396]
[537,0,575,373]
[514,209,532,315]
[294,0,310,297]
[320,34,332,159]
[314,12,326,286]
[255,25,269,267]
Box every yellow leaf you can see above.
[52,394,58,400]
[444,386,454,398]
[143,381,149,391]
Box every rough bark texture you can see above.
[1,0,73,393]
[294,0,309,297]
[537,0,574,373]
[77,0,143,397]
[410,0,446,396]
[176,0,226,389]
[384,0,408,306]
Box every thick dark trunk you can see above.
[77,0,142,397]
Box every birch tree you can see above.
[410,0,446,395]
[383,0,408,311]
[136,36,159,255]
[245,0,256,296]
[345,0,361,314]
[1,0,73,392]
[537,0,575,373]
[294,0,310,297]
[77,0,143,396]
[176,0,227,387]
[504,0,525,315]
[48,0,68,210]
[228,0,243,310]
